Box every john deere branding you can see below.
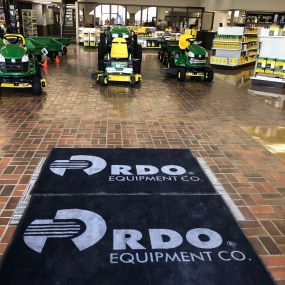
[32,148,215,194]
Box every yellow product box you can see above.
[269,25,280,36]
[274,59,285,76]
[256,68,265,73]
[229,58,238,65]
[265,58,276,74]
[256,57,267,69]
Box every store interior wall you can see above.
[203,0,285,11]
[78,0,203,8]
[212,11,228,31]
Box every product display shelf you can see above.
[210,27,258,67]
[22,9,38,38]
[79,27,100,47]
[251,33,285,86]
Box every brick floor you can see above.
[0,46,284,283]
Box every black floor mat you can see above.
[0,195,275,285]
[31,148,216,195]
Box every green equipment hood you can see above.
[0,44,26,60]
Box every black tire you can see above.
[158,51,161,60]
[49,52,56,60]
[133,59,141,74]
[98,42,106,60]
[36,55,42,62]
[130,75,136,88]
[162,55,168,65]
[133,33,138,46]
[134,44,142,61]
[99,75,108,87]
[177,68,186,82]
[204,69,214,82]
[98,59,105,71]
[62,47,67,55]
[167,57,175,68]
[35,62,41,77]
[32,76,42,96]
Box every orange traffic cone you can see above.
[55,55,60,63]
[43,59,48,68]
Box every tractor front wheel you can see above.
[167,57,175,69]
[130,75,136,88]
[99,75,108,87]
[204,69,214,82]
[32,76,42,96]
[177,69,186,82]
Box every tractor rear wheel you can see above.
[32,76,42,96]
[98,59,105,71]
[62,47,67,55]
[134,44,142,61]
[177,68,186,82]
[133,60,141,74]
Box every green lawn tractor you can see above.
[167,34,214,82]
[0,34,45,95]
[94,26,142,87]
[158,36,179,65]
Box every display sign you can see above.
[32,148,216,195]
[0,195,275,285]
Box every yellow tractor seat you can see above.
[110,37,128,59]
[178,34,195,50]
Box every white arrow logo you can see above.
[50,155,107,176]
[24,209,107,253]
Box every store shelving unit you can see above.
[22,9,37,37]
[79,27,100,47]
[210,27,258,67]
[251,32,285,87]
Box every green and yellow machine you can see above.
[167,34,214,82]
[94,26,142,87]
[0,34,46,95]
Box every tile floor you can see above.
[0,46,285,283]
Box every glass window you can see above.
[93,5,126,26]
[78,3,95,27]
[170,7,187,31]
[157,7,171,31]
[127,6,141,26]
[141,7,156,26]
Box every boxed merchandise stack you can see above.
[84,28,90,46]
[265,59,276,74]
[251,29,285,85]
[255,58,285,77]
[89,28,96,47]
[274,59,285,77]
[79,27,84,44]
